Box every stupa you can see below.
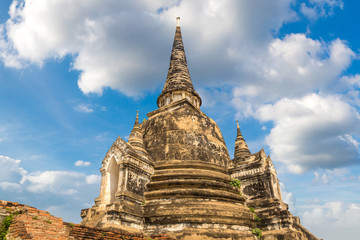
[81,17,319,240]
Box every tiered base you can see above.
[143,160,255,237]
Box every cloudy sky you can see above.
[0,0,359,239]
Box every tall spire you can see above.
[234,121,251,160]
[157,17,202,109]
[163,16,194,93]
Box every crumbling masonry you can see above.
[81,18,319,240]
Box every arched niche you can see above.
[106,157,119,204]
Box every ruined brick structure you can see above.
[0,200,174,240]
[81,18,319,240]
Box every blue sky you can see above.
[0,1,360,239]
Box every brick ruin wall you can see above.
[0,200,174,240]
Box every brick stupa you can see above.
[81,18,319,240]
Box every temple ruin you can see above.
[81,18,319,240]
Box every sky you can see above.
[0,0,359,239]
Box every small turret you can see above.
[128,111,147,156]
[234,121,251,160]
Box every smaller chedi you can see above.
[81,17,319,240]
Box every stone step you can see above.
[154,160,227,174]
[150,168,230,183]
[144,188,245,202]
[144,198,247,211]
[146,178,240,194]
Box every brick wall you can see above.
[1,200,174,240]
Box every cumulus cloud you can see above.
[229,31,359,174]
[0,155,27,182]
[0,0,358,176]
[0,0,297,96]
[302,201,360,240]
[75,160,91,167]
[232,34,355,116]
[255,94,360,173]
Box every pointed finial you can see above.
[236,120,241,136]
[134,110,139,126]
[234,120,251,160]
[128,110,148,157]
[176,17,180,26]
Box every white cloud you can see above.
[340,134,360,149]
[0,181,22,191]
[86,175,101,184]
[74,104,94,113]
[0,155,27,181]
[232,34,355,117]
[313,168,353,184]
[20,171,85,195]
[280,183,296,212]
[300,3,318,20]
[229,33,358,173]
[0,1,358,178]
[314,171,320,181]
[256,94,360,173]
[75,160,91,167]
[321,173,329,184]
[341,75,360,108]
[301,0,343,20]
[342,74,360,88]
[0,0,297,96]
[0,155,102,222]
[0,155,100,196]
[302,201,360,240]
